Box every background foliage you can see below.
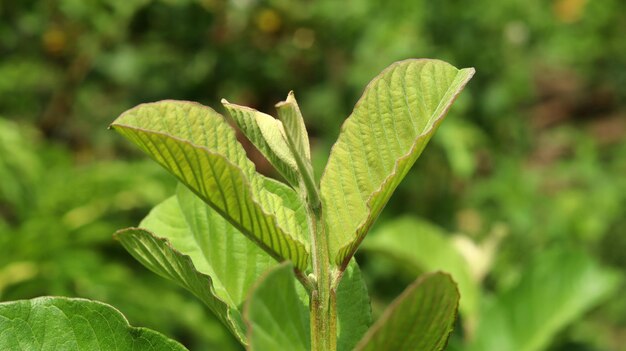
[1,0,625,349]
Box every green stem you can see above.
[277,96,335,349]
[309,206,336,351]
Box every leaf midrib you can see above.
[111,122,310,260]
[335,66,475,267]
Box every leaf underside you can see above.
[320,59,475,267]
[110,101,310,270]
[0,297,188,351]
[115,184,278,344]
[222,100,301,187]
[275,91,312,162]
[354,272,459,351]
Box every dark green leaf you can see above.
[336,259,372,351]
[0,297,187,350]
[354,272,459,351]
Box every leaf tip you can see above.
[275,91,298,110]
[274,100,290,110]
[461,66,477,79]
[112,227,133,241]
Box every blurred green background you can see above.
[1,0,625,350]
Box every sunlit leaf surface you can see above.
[320,59,474,267]
[111,101,310,270]
[115,185,277,343]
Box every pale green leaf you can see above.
[245,262,310,351]
[175,185,276,305]
[110,101,310,270]
[115,227,244,340]
[115,184,277,344]
[276,92,319,207]
[354,272,459,351]
[320,59,474,267]
[468,249,621,351]
[361,217,478,323]
[275,91,311,161]
[222,99,300,187]
[0,297,187,351]
[336,259,372,351]
[261,177,311,245]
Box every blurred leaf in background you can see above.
[1,0,625,349]
[0,118,241,349]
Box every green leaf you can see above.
[115,184,277,344]
[320,59,474,267]
[468,249,621,351]
[361,217,479,323]
[245,262,310,351]
[354,272,459,351]
[275,91,312,162]
[110,101,310,270]
[336,259,372,351]
[0,297,187,350]
[221,99,300,187]
[276,92,319,207]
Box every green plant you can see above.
[0,59,473,350]
[360,217,621,351]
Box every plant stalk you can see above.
[309,206,337,351]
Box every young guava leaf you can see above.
[110,101,310,270]
[468,249,621,351]
[261,177,311,246]
[0,297,188,350]
[276,92,319,207]
[275,91,311,161]
[361,217,478,326]
[115,184,277,344]
[245,262,310,351]
[336,259,372,351]
[320,59,475,268]
[221,100,300,187]
[353,272,459,351]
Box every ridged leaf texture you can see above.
[245,262,310,351]
[110,101,310,270]
[276,92,319,205]
[320,59,475,267]
[275,91,311,162]
[222,99,300,187]
[115,184,277,344]
[0,297,187,350]
[354,272,459,351]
